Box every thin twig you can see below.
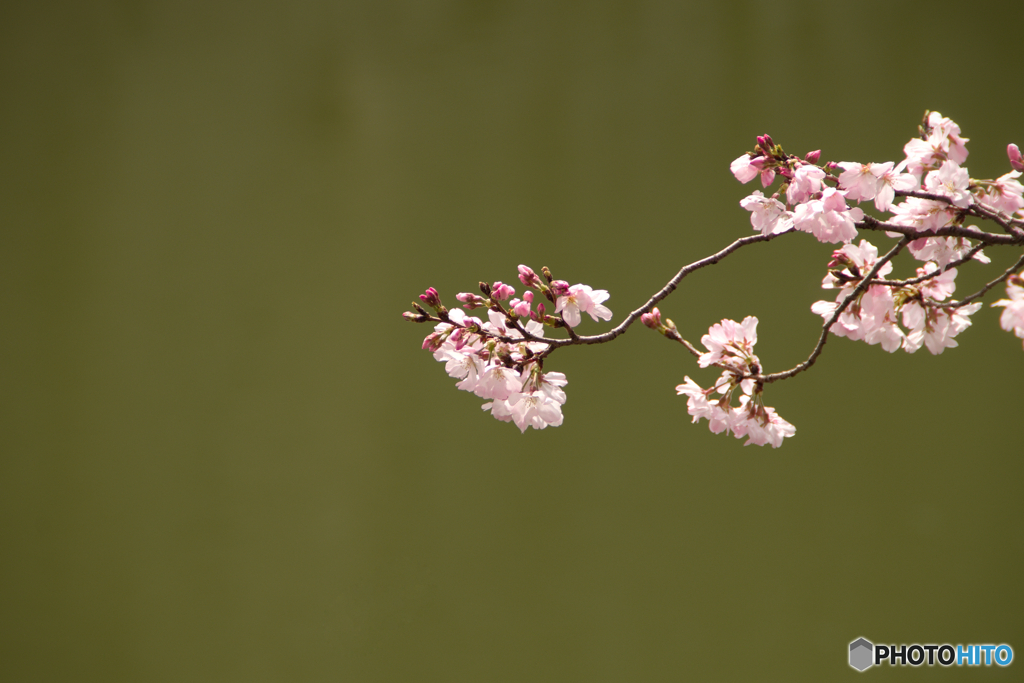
[932,252,1024,309]
[761,237,911,384]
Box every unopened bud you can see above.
[640,307,662,329]
[403,311,427,322]
[491,281,515,301]
[418,287,442,309]
[1008,143,1024,172]
[412,302,428,316]
[479,281,491,296]
[541,266,553,283]
[518,265,541,288]
[827,249,853,269]
[804,149,821,164]
[456,292,486,309]
[550,280,570,297]
[663,318,680,339]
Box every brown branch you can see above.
[761,237,911,384]
[932,252,1024,309]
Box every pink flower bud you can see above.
[419,287,442,309]
[421,332,444,351]
[1008,143,1024,172]
[804,150,821,164]
[641,308,662,329]
[524,291,533,303]
[518,265,540,288]
[550,280,570,297]
[457,292,486,309]
[511,298,531,317]
[491,281,515,300]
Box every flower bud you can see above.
[510,298,531,317]
[479,281,491,296]
[640,307,662,329]
[491,281,515,300]
[403,311,427,322]
[804,149,821,164]
[827,249,853,270]
[550,280,570,297]
[1008,143,1024,172]
[541,266,553,283]
[419,287,442,309]
[518,265,540,288]
[421,332,444,351]
[456,292,486,309]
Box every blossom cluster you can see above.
[809,239,982,355]
[674,316,795,448]
[732,113,1023,357]
[406,267,613,432]
[733,113,1024,245]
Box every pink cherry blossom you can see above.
[903,112,969,175]
[791,188,863,243]
[555,284,612,328]
[902,302,981,355]
[785,164,826,205]
[923,160,972,208]
[698,316,758,368]
[906,236,989,267]
[991,279,1024,347]
[507,391,564,432]
[739,191,793,235]
[474,363,523,401]
[872,161,918,212]
[976,171,1024,216]
[731,154,765,184]
[888,196,956,232]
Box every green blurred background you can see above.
[2,1,1022,681]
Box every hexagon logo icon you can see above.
[849,637,874,671]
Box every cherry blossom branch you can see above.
[932,252,1024,309]
[406,112,1024,443]
[546,230,794,348]
[870,241,987,287]
[858,216,1024,246]
[897,189,1024,237]
[761,237,911,384]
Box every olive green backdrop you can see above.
[2,1,1022,681]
